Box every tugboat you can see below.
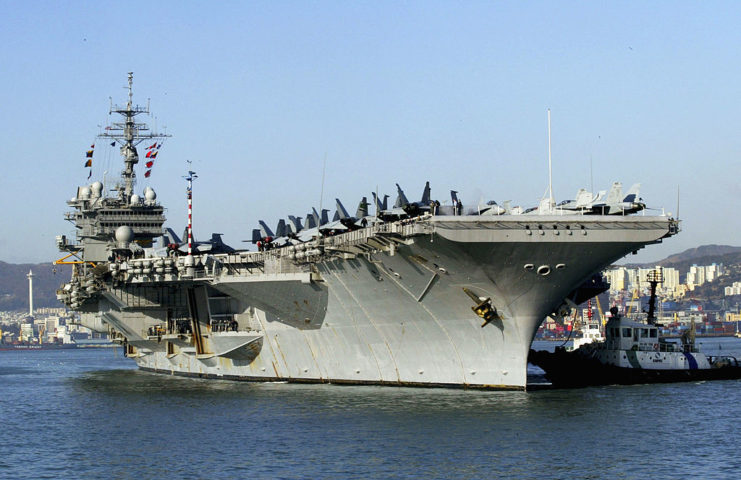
[530,269,741,387]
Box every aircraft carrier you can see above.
[56,74,679,390]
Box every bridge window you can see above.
[622,328,632,338]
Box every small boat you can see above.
[570,317,604,351]
[530,312,741,388]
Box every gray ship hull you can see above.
[89,215,675,390]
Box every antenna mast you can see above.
[319,154,326,218]
[676,185,680,220]
[548,109,554,209]
[98,72,170,200]
[184,165,198,256]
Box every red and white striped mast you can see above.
[184,165,197,256]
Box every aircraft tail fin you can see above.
[258,220,274,238]
[251,229,262,244]
[164,227,181,245]
[502,200,512,214]
[372,192,384,213]
[394,183,409,208]
[287,215,303,233]
[356,196,369,218]
[622,183,641,203]
[574,189,593,208]
[307,210,318,229]
[450,190,459,204]
[421,181,431,205]
[275,219,287,237]
[605,182,623,206]
[336,198,351,219]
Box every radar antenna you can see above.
[98,72,170,200]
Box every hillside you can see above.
[620,244,741,304]
[625,245,741,283]
[0,262,71,311]
[625,245,741,270]
[655,245,741,270]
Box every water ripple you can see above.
[3,344,741,479]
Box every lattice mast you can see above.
[97,72,170,200]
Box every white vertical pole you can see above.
[548,109,554,208]
[27,270,34,317]
[319,155,326,218]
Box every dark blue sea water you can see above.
[2,339,741,479]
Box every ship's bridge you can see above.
[605,318,659,351]
[65,186,166,242]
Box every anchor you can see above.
[463,287,500,328]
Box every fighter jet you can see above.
[163,227,235,254]
[287,207,331,242]
[501,200,523,215]
[373,191,405,220]
[440,190,504,216]
[287,215,303,234]
[327,198,363,230]
[375,183,434,219]
[521,182,645,216]
[400,181,435,216]
[252,218,301,247]
[589,183,645,215]
[477,200,507,216]
[353,196,382,227]
[555,189,605,212]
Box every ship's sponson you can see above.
[107,213,678,283]
[86,212,677,390]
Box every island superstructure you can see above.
[56,75,679,390]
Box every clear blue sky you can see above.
[1,1,740,264]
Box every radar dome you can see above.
[91,182,103,197]
[144,188,157,202]
[115,225,134,244]
[130,194,141,205]
[79,186,91,200]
